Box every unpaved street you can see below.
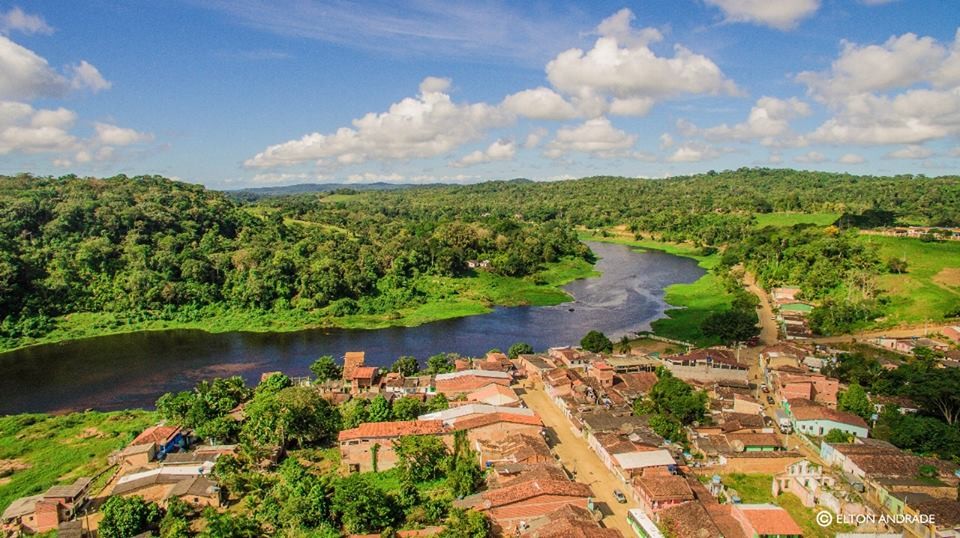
[519,385,635,536]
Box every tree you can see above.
[331,474,399,534]
[901,369,960,425]
[159,498,191,538]
[580,330,613,353]
[648,414,683,442]
[647,373,707,425]
[426,353,455,374]
[242,386,340,449]
[886,256,908,274]
[310,355,342,381]
[426,393,449,412]
[197,508,261,538]
[439,508,489,538]
[339,398,370,429]
[618,335,632,354]
[824,429,854,443]
[368,394,392,422]
[700,309,760,344]
[98,496,161,538]
[447,431,483,497]
[256,372,292,395]
[838,383,873,419]
[391,355,420,377]
[394,435,450,482]
[508,342,533,359]
[391,396,425,421]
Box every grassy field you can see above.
[754,212,840,228]
[1,257,597,354]
[0,411,156,513]
[719,473,852,538]
[862,235,960,324]
[580,234,733,346]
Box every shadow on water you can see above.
[0,242,704,414]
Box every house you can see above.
[516,354,556,382]
[338,420,449,473]
[610,371,658,401]
[604,355,659,374]
[661,348,749,384]
[164,476,223,508]
[466,383,521,407]
[731,504,803,538]
[118,442,157,468]
[454,468,594,535]
[732,393,764,415]
[1,478,91,534]
[613,449,677,479]
[890,493,960,538]
[633,475,695,515]
[655,501,723,538]
[129,424,185,459]
[775,372,839,407]
[351,366,380,392]
[588,361,615,387]
[343,351,366,381]
[477,433,553,468]
[519,504,624,537]
[785,399,868,437]
[771,287,802,305]
[549,347,589,368]
[434,370,512,396]
[724,433,783,452]
[451,412,544,445]
[772,460,835,507]
[419,403,535,424]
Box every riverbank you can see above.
[0,257,598,355]
[579,233,734,346]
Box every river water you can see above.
[0,242,703,414]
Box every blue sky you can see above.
[1,0,958,188]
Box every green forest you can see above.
[1,169,959,351]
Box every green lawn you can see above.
[580,233,733,346]
[0,411,156,513]
[720,474,852,538]
[862,235,960,324]
[754,212,840,228]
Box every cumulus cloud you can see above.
[667,142,723,162]
[794,151,827,163]
[94,122,153,145]
[545,9,738,108]
[0,100,76,154]
[686,96,810,143]
[544,117,636,158]
[838,153,865,164]
[797,33,946,101]
[885,145,933,159]
[70,61,111,92]
[704,0,819,30]
[419,76,451,94]
[523,128,548,149]
[452,139,516,167]
[0,7,53,35]
[502,87,578,120]
[246,77,510,168]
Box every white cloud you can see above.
[659,133,674,149]
[609,97,654,116]
[69,61,111,92]
[523,128,548,149]
[93,122,153,145]
[246,77,510,168]
[502,87,578,120]
[453,139,516,167]
[419,76,451,94]
[545,9,738,107]
[0,35,68,100]
[688,96,810,142]
[797,33,946,101]
[0,7,53,35]
[544,117,636,158]
[0,100,77,154]
[794,151,827,163]
[346,172,406,183]
[704,0,819,30]
[667,142,723,162]
[885,145,933,159]
[838,153,865,164]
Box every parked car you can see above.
[613,490,627,503]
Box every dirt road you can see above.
[743,271,779,346]
[519,385,636,536]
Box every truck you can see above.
[774,409,792,434]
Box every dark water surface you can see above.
[0,242,703,414]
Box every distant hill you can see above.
[226,181,424,200]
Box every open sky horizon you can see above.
[1,0,959,188]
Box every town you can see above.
[4,318,959,538]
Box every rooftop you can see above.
[736,504,804,536]
[635,475,695,501]
[613,449,676,470]
[338,419,447,441]
[130,425,182,447]
[434,369,511,381]
[789,400,867,428]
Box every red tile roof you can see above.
[657,501,723,538]
[351,366,378,380]
[635,475,695,502]
[478,478,593,509]
[338,420,446,441]
[737,505,803,536]
[131,425,181,447]
[452,412,543,431]
[789,401,868,428]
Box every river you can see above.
[0,242,704,414]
